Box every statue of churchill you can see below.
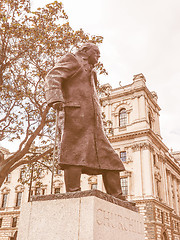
[45,43,126,200]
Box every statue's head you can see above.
[76,42,100,66]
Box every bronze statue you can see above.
[45,43,125,200]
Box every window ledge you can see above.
[14,206,20,210]
[118,126,127,131]
[123,160,133,164]
[54,173,63,177]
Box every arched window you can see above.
[15,185,24,207]
[119,109,127,127]
[16,192,22,207]
[1,187,10,209]
[1,194,8,208]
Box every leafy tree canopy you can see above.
[0,0,107,187]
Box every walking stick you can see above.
[50,107,64,194]
[51,109,59,194]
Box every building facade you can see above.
[0,74,179,240]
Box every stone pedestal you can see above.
[17,190,145,240]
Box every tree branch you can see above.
[0,105,50,183]
[9,147,53,173]
[0,102,16,123]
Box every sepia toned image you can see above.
[0,0,180,239]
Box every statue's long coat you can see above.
[45,53,125,174]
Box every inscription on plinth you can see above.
[96,208,144,233]
[93,196,144,240]
[18,190,145,240]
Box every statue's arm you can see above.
[44,53,80,107]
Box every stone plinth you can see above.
[17,190,145,240]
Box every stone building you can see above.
[0,74,179,240]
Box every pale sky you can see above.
[2,0,180,152]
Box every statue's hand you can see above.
[52,102,64,111]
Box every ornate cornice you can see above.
[120,170,132,178]
[1,187,10,194]
[111,101,133,116]
[0,210,20,215]
[134,198,174,212]
[109,129,168,152]
[15,185,25,193]
[53,182,63,188]
[101,85,161,111]
[129,142,154,152]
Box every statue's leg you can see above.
[102,171,125,200]
[64,166,82,192]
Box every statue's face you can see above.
[87,47,100,66]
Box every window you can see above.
[16,192,22,207]
[0,218,2,228]
[35,187,41,196]
[10,231,18,240]
[119,109,127,127]
[120,178,128,196]
[11,231,18,240]
[12,217,17,227]
[1,194,8,208]
[120,151,126,162]
[42,189,45,195]
[91,183,97,190]
[54,168,62,175]
[20,169,25,179]
[54,188,60,194]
